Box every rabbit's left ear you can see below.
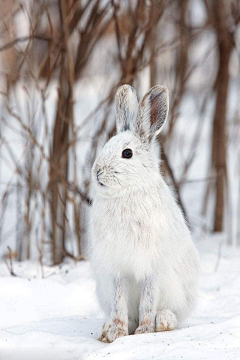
[115,84,139,133]
[136,85,169,142]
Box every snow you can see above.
[0,238,239,360]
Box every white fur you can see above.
[90,85,199,342]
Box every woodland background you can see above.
[0,0,239,266]
[0,1,240,359]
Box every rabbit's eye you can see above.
[122,149,132,159]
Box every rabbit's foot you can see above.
[98,319,128,343]
[135,322,155,335]
[155,309,177,331]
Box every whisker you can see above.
[116,178,122,187]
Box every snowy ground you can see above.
[0,237,239,360]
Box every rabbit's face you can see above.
[91,84,169,197]
[92,131,158,197]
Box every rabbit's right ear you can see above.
[136,86,169,143]
[115,85,138,133]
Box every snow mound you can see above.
[0,240,239,360]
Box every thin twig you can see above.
[0,35,52,52]
[5,246,17,276]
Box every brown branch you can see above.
[67,181,92,206]
[0,35,52,53]
[161,147,189,225]
[5,246,17,276]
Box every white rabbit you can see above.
[90,85,199,343]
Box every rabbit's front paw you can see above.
[155,309,177,331]
[98,319,128,343]
[135,323,155,335]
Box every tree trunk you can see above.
[49,0,74,265]
[212,0,232,232]
[149,1,157,88]
[49,63,70,264]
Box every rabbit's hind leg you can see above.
[155,309,177,332]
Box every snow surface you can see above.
[0,238,239,360]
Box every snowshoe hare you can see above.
[90,85,199,343]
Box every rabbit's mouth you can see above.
[97,179,105,187]
[97,171,106,187]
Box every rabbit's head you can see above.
[92,85,169,197]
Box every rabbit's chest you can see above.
[93,197,155,240]
[92,197,160,278]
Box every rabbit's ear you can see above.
[136,85,169,142]
[115,84,139,133]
